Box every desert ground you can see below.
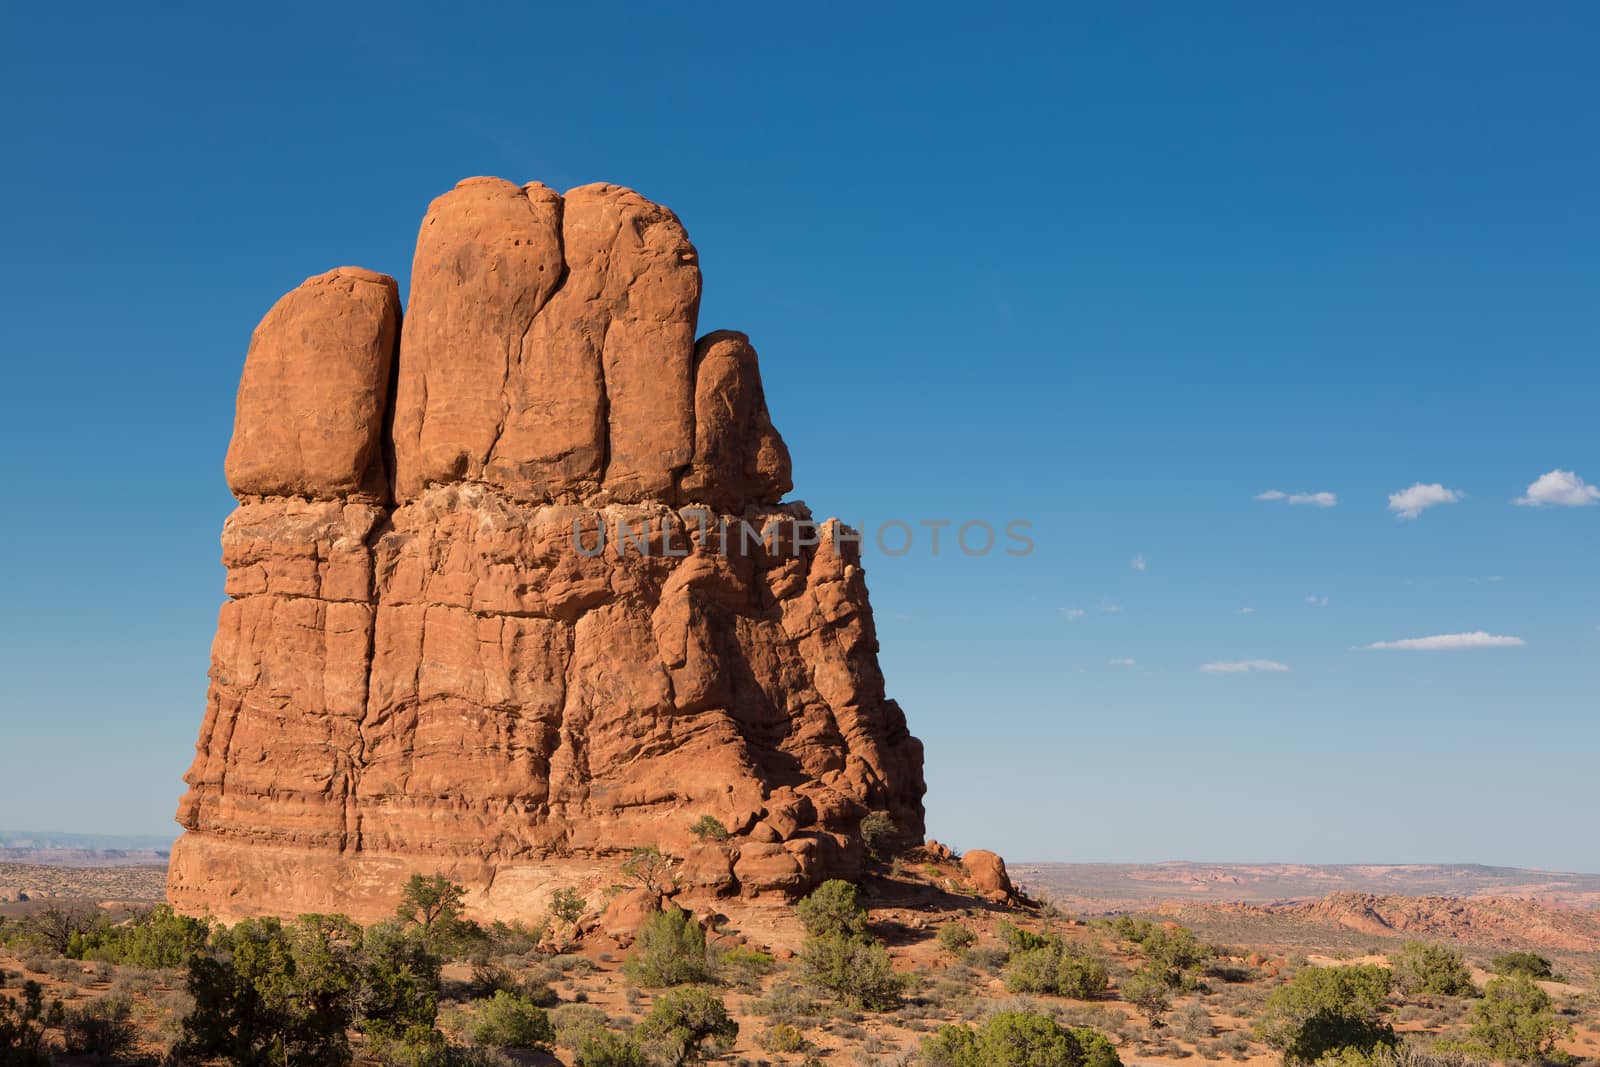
[2,848,1598,1066]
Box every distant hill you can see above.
[0,830,173,867]
[1011,861,1600,913]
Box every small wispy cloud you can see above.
[1100,602,1123,614]
[1200,659,1290,673]
[1306,595,1328,608]
[1517,469,1600,508]
[1130,553,1147,572]
[1388,482,1463,520]
[1238,607,1256,615]
[1257,489,1337,508]
[1108,657,1137,667]
[1366,631,1525,651]
[1060,607,1086,622]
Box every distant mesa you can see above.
[169,177,926,921]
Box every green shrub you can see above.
[549,887,588,925]
[395,875,478,954]
[1141,924,1210,989]
[485,919,543,956]
[576,1029,649,1066]
[998,920,1053,954]
[353,920,442,1038]
[552,1002,612,1048]
[938,922,978,957]
[1122,964,1173,1027]
[688,815,730,841]
[632,986,738,1065]
[714,943,775,989]
[1490,952,1554,981]
[1391,943,1476,998]
[179,915,363,1067]
[74,904,210,968]
[1255,964,1396,1066]
[920,1010,1123,1067]
[760,1021,809,1052]
[797,879,868,939]
[859,811,897,858]
[622,906,711,987]
[1466,975,1571,1062]
[799,931,906,1010]
[1004,941,1110,998]
[466,989,555,1050]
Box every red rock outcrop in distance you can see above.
[169,178,925,922]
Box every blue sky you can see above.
[1,4,1595,869]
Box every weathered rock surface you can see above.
[171,178,924,922]
[961,849,1014,901]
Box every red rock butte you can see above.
[169,177,926,922]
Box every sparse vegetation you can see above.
[920,1010,1122,1067]
[396,874,473,953]
[795,879,906,1010]
[632,985,738,1064]
[623,906,712,987]
[3,861,1593,1066]
[1465,975,1572,1062]
[61,994,138,1059]
[1122,964,1173,1027]
[937,921,977,957]
[1391,942,1477,998]
[1490,952,1556,981]
[1004,936,1111,999]
[0,979,62,1065]
[549,886,589,925]
[1256,964,1397,1065]
[688,815,730,842]
[619,845,677,896]
[465,988,555,1050]
[860,810,897,858]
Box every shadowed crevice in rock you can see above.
[170,177,925,923]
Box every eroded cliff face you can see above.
[169,178,925,922]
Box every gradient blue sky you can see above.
[2,4,1596,869]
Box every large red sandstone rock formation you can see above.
[170,178,925,922]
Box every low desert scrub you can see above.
[919,1009,1122,1067]
[623,906,712,987]
[61,994,138,1060]
[1177,999,1216,1039]
[1391,942,1478,999]
[464,989,556,1051]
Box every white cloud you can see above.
[1257,490,1338,507]
[1388,482,1463,520]
[1366,631,1525,651]
[1517,469,1600,508]
[1100,602,1123,614]
[1238,607,1256,615]
[1200,659,1290,673]
[1306,595,1328,608]
[1108,657,1137,667]
[1130,553,1147,572]
[1060,607,1086,622]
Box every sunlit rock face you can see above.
[170,178,925,922]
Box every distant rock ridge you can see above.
[169,177,926,922]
